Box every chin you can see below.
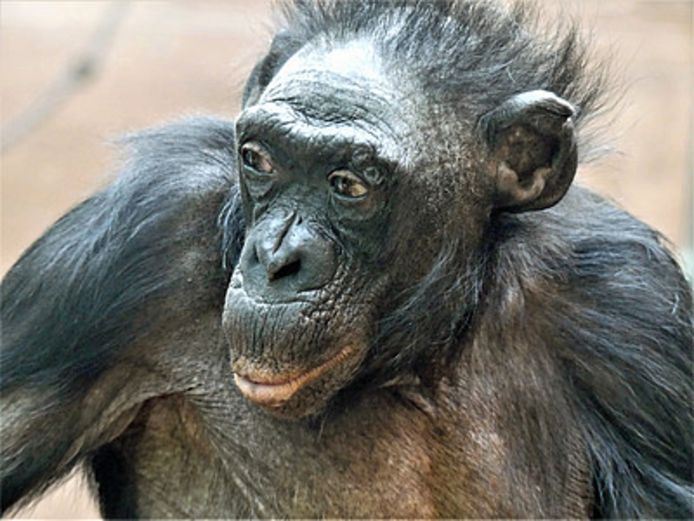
[232,342,366,419]
[222,258,380,419]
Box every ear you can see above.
[478,90,578,213]
[242,31,299,108]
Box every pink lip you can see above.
[233,344,355,407]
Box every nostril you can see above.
[269,258,302,281]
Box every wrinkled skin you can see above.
[224,39,575,420]
[225,40,456,418]
[1,2,692,519]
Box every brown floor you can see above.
[1,0,692,518]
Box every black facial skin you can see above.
[1,1,692,519]
[224,56,410,417]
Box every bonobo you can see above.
[1,0,692,518]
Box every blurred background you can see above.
[1,0,692,518]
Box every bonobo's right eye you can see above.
[240,143,274,176]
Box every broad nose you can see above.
[241,212,336,297]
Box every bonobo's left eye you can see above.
[240,143,274,175]
[328,170,369,200]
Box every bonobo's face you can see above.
[222,41,450,418]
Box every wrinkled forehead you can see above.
[267,39,386,89]
[259,39,403,126]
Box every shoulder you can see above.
[116,116,238,196]
[0,117,242,392]
[488,185,693,517]
[492,185,688,293]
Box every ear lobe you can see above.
[479,90,578,213]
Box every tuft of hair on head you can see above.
[269,0,614,163]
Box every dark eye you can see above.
[328,170,369,199]
[240,143,274,175]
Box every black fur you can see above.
[245,0,694,517]
[1,118,239,393]
[490,194,693,517]
[247,0,610,159]
[237,1,693,516]
[2,0,692,518]
[346,189,694,518]
[345,189,694,517]
[0,117,242,511]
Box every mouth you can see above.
[233,344,356,408]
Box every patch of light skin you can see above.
[273,38,388,90]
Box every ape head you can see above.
[222,0,598,419]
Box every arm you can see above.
[0,117,243,513]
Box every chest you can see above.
[102,390,445,518]
[98,382,586,518]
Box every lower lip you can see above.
[233,345,355,407]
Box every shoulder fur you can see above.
[488,187,693,517]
